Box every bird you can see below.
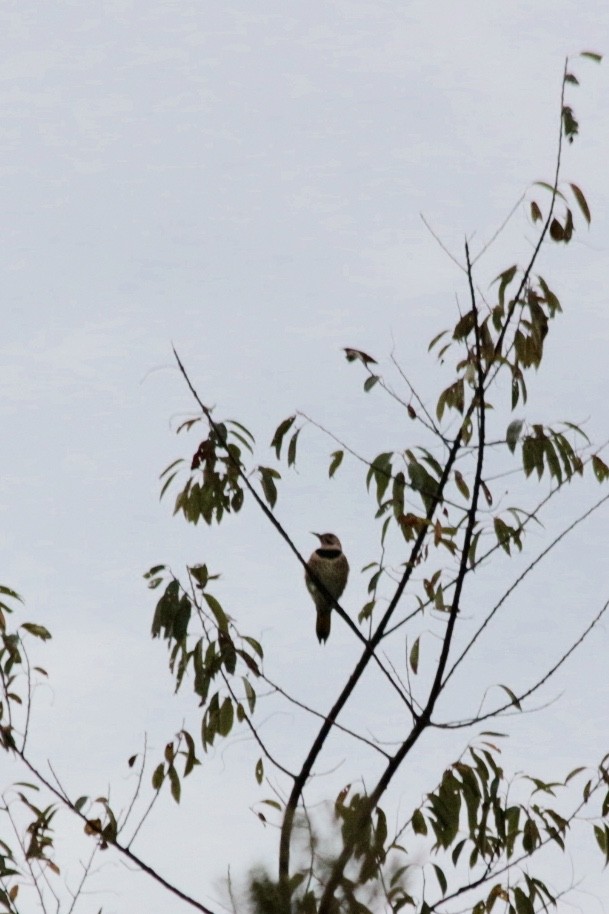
[305,533,349,643]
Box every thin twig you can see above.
[420,213,466,273]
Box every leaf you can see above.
[20,623,52,641]
[454,470,469,499]
[287,429,300,467]
[255,758,264,785]
[409,637,420,675]
[218,698,234,737]
[506,419,523,454]
[168,765,181,803]
[159,471,179,500]
[453,310,476,341]
[367,452,393,505]
[0,586,22,602]
[498,684,522,710]
[569,183,591,223]
[243,678,256,714]
[329,450,344,478]
[152,763,164,791]
[432,864,447,896]
[481,480,493,506]
[580,50,602,62]
[492,265,518,309]
[564,72,579,85]
[364,375,379,392]
[411,808,427,835]
[242,636,263,660]
[204,593,228,632]
[428,329,448,352]
[259,466,280,509]
[530,201,542,223]
[270,416,296,459]
[513,886,535,914]
[344,347,377,365]
[533,181,567,201]
[592,454,609,482]
[549,218,564,241]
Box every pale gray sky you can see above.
[2,3,609,912]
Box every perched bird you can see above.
[305,533,349,644]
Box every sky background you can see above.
[2,2,609,912]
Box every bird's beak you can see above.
[311,531,321,539]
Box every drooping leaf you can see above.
[255,758,264,785]
[259,466,280,508]
[569,183,591,223]
[498,684,522,710]
[270,416,296,459]
[287,429,300,467]
[329,450,344,478]
[409,637,420,675]
[506,419,524,454]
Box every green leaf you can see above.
[453,310,475,341]
[569,183,591,223]
[454,470,469,499]
[287,429,300,467]
[498,684,522,710]
[493,517,512,555]
[244,636,263,658]
[218,698,234,737]
[243,678,256,714]
[0,586,22,602]
[409,637,420,675]
[506,419,523,454]
[428,329,448,352]
[364,375,379,392]
[432,863,447,896]
[492,265,517,308]
[411,808,427,835]
[20,623,52,641]
[592,454,609,482]
[160,471,179,500]
[270,416,296,459]
[580,50,602,62]
[533,181,567,201]
[168,765,181,803]
[180,729,199,776]
[152,763,164,791]
[329,450,344,478]
[513,887,535,914]
[392,471,406,517]
[255,758,264,785]
[367,452,393,505]
[358,600,375,623]
[259,466,280,509]
[203,593,228,632]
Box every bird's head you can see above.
[312,532,342,549]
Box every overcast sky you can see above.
[2,3,609,913]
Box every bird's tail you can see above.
[316,607,331,644]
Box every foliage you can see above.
[0,51,607,914]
